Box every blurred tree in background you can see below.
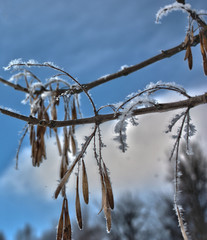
[174,143,207,240]
[0,232,6,240]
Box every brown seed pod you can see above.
[188,46,193,70]
[75,175,83,229]
[184,44,193,70]
[100,173,112,233]
[82,159,89,204]
[103,163,114,210]
[71,134,76,156]
[56,199,64,240]
[199,30,207,75]
[72,98,77,120]
[63,198,72,240]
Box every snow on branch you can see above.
[113,81,193,152]
[4,59,60,71]
[156,2,191,23]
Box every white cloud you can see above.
[0,138,61,200]
[1,89,207,202]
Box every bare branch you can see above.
[0,77,29,93]
[1,35,200,97]
[1,93,207,127]
[84,35,200,92]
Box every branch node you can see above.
[28,115,36,124]
[48,120,56,128]
[39,119,48,126]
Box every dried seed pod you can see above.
[32,141,38,166]
[29,125,35,145]
[101,174,112,233]
[103,163,114,210]
[105,207,111,233]
[56,199,64,240]
[203,59,207,76]
[82,159,89,204]
[190,27,194,44]
[183,34,189,47]
[187,46,193,70]
[199,30,207,75]
[64,127,69,153]
[55,130,62,156]
[202,29,207,51]
[75,175,83,229]
[63,198,72,240]
[71,134,76,156]
[72,98,77,120]
[184,44,193,70]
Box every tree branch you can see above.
[83,35,199,92]
[0,77,29,93]
[1,93,206,127]
[1,35,200,96]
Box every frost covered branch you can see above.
[1,92,207,127]
[1,34,200,97]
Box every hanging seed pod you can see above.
[103,163,114,210]
[32,140,38,166]
[190,26,194,44]
[75,175,83,229]
[100,174,112,233]
[72,97,77,120]
[55,130,62,156]
[82,159,89,204]
[29,125,35,145]
[199,29,207,75]
[71,98,77,135]
[63,198,72,240]
[184,34,193,70]
[64,127,69,153]
[187,45,193,70]
[56,199,64,240]
[71,134,77,156]
[51,99,62,155]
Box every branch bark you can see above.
[1,93,206,127]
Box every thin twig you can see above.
[15,124,28,169]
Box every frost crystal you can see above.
[29,82,44,95]
[120,65,129,71]
[27,59,39,65]
[114,118,128,152]
[4,58,23,71]
[0,106,20,114]
[45,76,71,88]
[98,74,110,79]
[165,111,185,133]
[43,61,60,69]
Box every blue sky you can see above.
[0,0,207,239]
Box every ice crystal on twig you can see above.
[165,111,186,134]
